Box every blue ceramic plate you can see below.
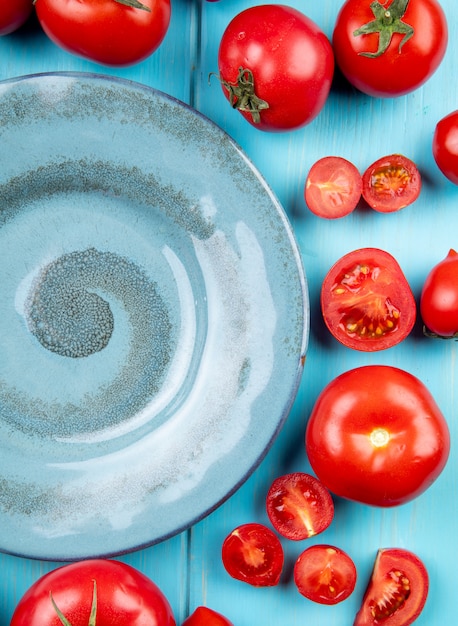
[0,73,308,561]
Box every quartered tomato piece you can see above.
[362,154,421,212]
[305,156,362,219]
[321,248,416,351]
[294,544,357,605]
[354,548,429,625]
[221,523,284,586]
[420,249,458,338]
[266,472,334,540]
[182,606,234,626]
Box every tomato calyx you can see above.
[216,67,269,124]
[353,0,414,58]
[114,0,151,11]
[423,326,458,340]
[51,581,97,626]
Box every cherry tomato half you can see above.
[35,0,171,67]
[221,523,284,586]
[10,559,176,626]
[321,248,416,351]
[217,4,334,132]
[433,110,458,185]
[266,472,334,541]
[0,0,33,35]
[305,156,362,219]
[354,548,429,625]
[305,365,450,507]
[361,154,421,212]
[182,606,234,626]
[294,545,357,605]
[420,249,458,338]
[332,0,448,97]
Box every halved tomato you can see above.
[362,154,421,212]
[354,548,429,625]
[294,544,357,605]
[266,472,334,540]
[321,248,416,351]
[305,156,362,219]
[221,523,284,587]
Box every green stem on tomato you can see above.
[114,0,151,12]
[353,0,414,58]
[214,67,269,124]
[51,581,98,626]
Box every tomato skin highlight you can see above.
[420,249,458,338]
[433,110,458,184]
[321,248,416,351]
[35,0,171,67]
[305,156,362,219]
[354,548,429,626]
[266,472,334,541]
[217,4,334,132]
[294,545,357,605]
[305,365,450,507]
[0,0,33,35]
[221,523,284,586]
[10,559,176,626]
[362,154,421,213]
[332,0,448,97]
[182,606,234,626]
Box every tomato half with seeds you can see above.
[182,607,234,626]
[266,472,334,541]
[420,249,458,338]
[222,523,284,586]
[321,248,416,351]
[294,545,357,605]
[305,156,362,219]
[362,154,421,212]
[354,548,429,625]
[305,365,450,507]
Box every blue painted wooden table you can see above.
[0,1,456,624]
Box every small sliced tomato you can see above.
[266,472,334,541]
[294,544,357,605]
[305,156,362,219]
[182,606,234,626]
[362,154,421,212]
[354,548,429,625]
[221,523,284,587]
[321,247,416,351]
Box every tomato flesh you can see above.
[266,472,334,540]
[354,548,429,625]
[305,156,362,219]
[182,606,234,626]
[305,365,450,507]
[362,155,421,212]
[420,249,458,337]
[294,544,357,605]
[221,523,284,586]
[321,248,416,351]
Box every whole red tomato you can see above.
[35,0,171,67]
[305,365,450,507]
[182,606,234,626]
[433,110,458,184]
[10,559,176,626]
[217,4,334,132]
[0,0,33,35]
[332,0,448,97]
[420,249,458,338]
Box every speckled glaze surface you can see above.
[0,73,308,560]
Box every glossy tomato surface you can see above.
[420,249,458,337]
[294,545,357,605]
[0,0,33,35]
[266,472,334,541]
[182,606,234,626]
[10,559,176,626]
[433,110,458,184]
[35,0,171,66]
[332,0,448,97]
[217,4,334,131]
[361,154,421,212]
[305,156,362,219]
[221,523,284,586]
[354,548,429,625]
[321,248,416,351]
[305,365,450,507]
